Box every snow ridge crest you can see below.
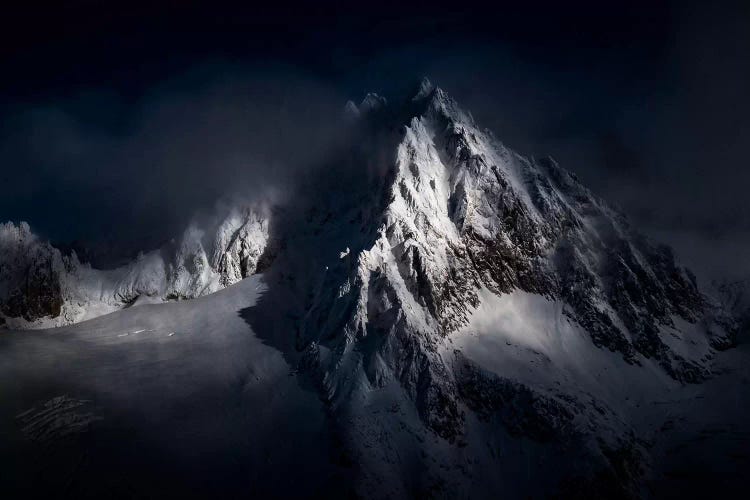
[0,204,271,329]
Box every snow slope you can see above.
[1,275,747,498]
[0,275,349,497]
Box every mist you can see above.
[0,65,348,264]
[347,1,750,283]
[0,1,748,281]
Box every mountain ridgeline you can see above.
[0,205,272,329]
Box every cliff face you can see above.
[0,222,64,323]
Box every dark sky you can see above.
[1,0,748,281]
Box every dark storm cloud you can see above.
[0,65,348,261]
[343,1,750,282]
[579,0,750,281]
[0,1,747,280]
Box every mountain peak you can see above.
[412,76,435,101]
[294,81,737,424]
[343,100,360,119]
[358,92,387,113]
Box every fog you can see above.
[0,1,747,281]
[0,65,348,263]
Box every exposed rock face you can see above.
[0,206,271,328]
[212,207,270,287]
[456,356,576,443]
[0,222,64,321]
[714,278,750,337]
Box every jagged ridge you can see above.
[0,204,271,328]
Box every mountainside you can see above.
[244,79,740,496]
[0,204,271,329]
[1,79,746,498]
[287,78,735,389]
[714,278,750,337]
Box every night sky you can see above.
[1,0,748,280]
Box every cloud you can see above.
[342,2,750,282]
[0,1,747,281]
[0,63,348,263]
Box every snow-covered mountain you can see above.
[0,204,272,328]
[284,77,737,387]
[243,79,741,496]
[1,78,746,497]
